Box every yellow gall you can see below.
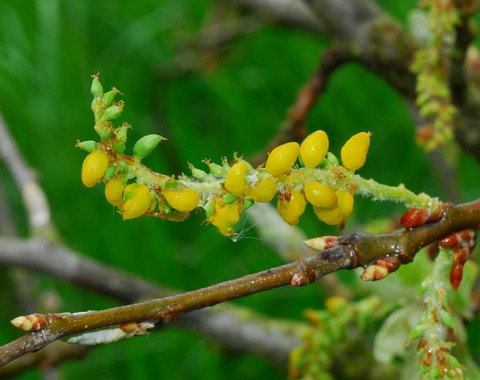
[300,130,329,168]
[207,198,241,236]
[337,189,354,219]
[265,142,300,176]
[313,190,354,225]
[81,150,109,187]
[105,177,126,209]
[224,162,248,196]
[165,211,190,222]
[277,189,306,225]
[163,188,200,212]
[304,182,337,208]
[313,205,342,225]
[245,177,277,202]
[340,132,371,171]
[122,183,152,220]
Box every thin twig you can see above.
[0,238,304,368]
[0,113,52,234]
[1,200,479,366]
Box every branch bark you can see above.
[0,238,305,369]
[1,200,479,366]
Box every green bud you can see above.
[76,140,98,152]
[161,201,173,214]
[103,102,124,121]
[99,129,112,141]
[190,166,208,181]
[133,134,164,159]
[208,162,226,177]
[429,367,440,378]
[222,193,237,204]
[102,88,119,107]
[418,280,429,295]
[113,142,125,153]
[115,123,130,143]
[118,161,129,173]
[418,364,429,376]
[91,75,103,97]
[409,323,426,340]
[104,165,116,179]
[243,197,254,210]
[319,152,339,169]
[446,354,461,369]
[439,311,456,329]
[203,197,215,218]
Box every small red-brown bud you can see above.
[303,236,339,251]
[11,313,47,331]
[400,206,444,229]
[360,256,401,281]
[400,208,431,228]
[450,263,464,291]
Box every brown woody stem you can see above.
[1,200,479,366]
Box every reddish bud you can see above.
[400,207,444,229]
[444,229,477,290]
[440,229,477,250]
[360,256,401,281]
[400,208,430,228]
[119,322,154,336]
[450,264,464,291]
[303,236,339,251]
[11,313,47,331]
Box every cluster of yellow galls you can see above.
[82,150,200,221]
[81,128,370,236]
[260,130,369,227]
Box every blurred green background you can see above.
[0,0,478,379]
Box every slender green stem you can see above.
[354,175,441,210]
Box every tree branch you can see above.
[1,200,479,366]
[0,238,305,369]
[226,0,324,34]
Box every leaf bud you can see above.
[11,313,47,332]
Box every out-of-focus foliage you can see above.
[1,0,479,379]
